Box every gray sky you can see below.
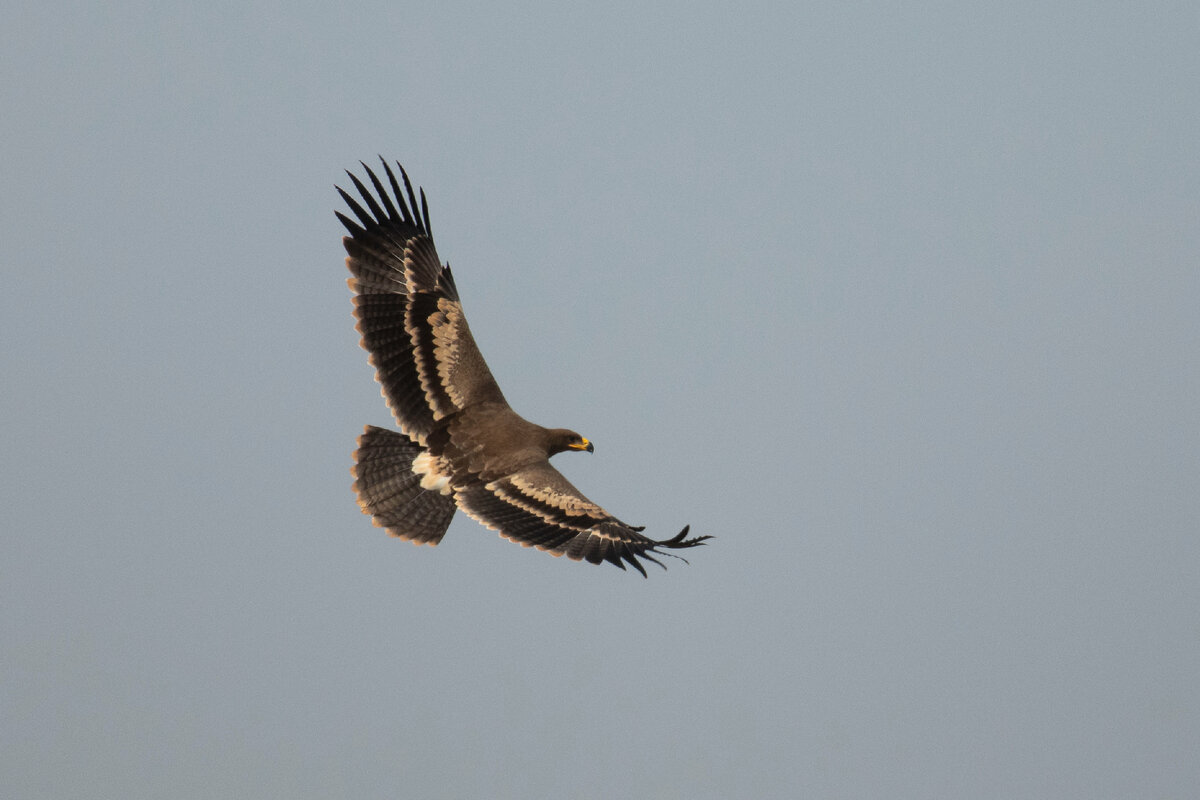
[4,2,1198,798]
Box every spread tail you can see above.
[351,425,457,545]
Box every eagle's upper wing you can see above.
[337,160,507,445]
[454,460,710,576]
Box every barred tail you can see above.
[351,425,457,545]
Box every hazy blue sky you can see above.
[4,2,1198,798]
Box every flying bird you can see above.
[337,159,711,575]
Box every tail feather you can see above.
[352,425,457,545]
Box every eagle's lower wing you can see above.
[454,461,710,577]
[338,160,507,445]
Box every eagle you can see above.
[337,159,711,575]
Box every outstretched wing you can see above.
[454,461,711,576]
[338,159,507,445]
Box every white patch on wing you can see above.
[431,298,470,409]
[500,475,606,518]
[412,452,453,495]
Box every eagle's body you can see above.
[338,160,709,575]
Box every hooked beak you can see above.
[569,438,594,453]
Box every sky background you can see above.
[3,2,1199,798]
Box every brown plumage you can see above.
[337,158,710,575]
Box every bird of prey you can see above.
[337,159,710,575]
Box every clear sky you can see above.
[4,2,1198,798]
